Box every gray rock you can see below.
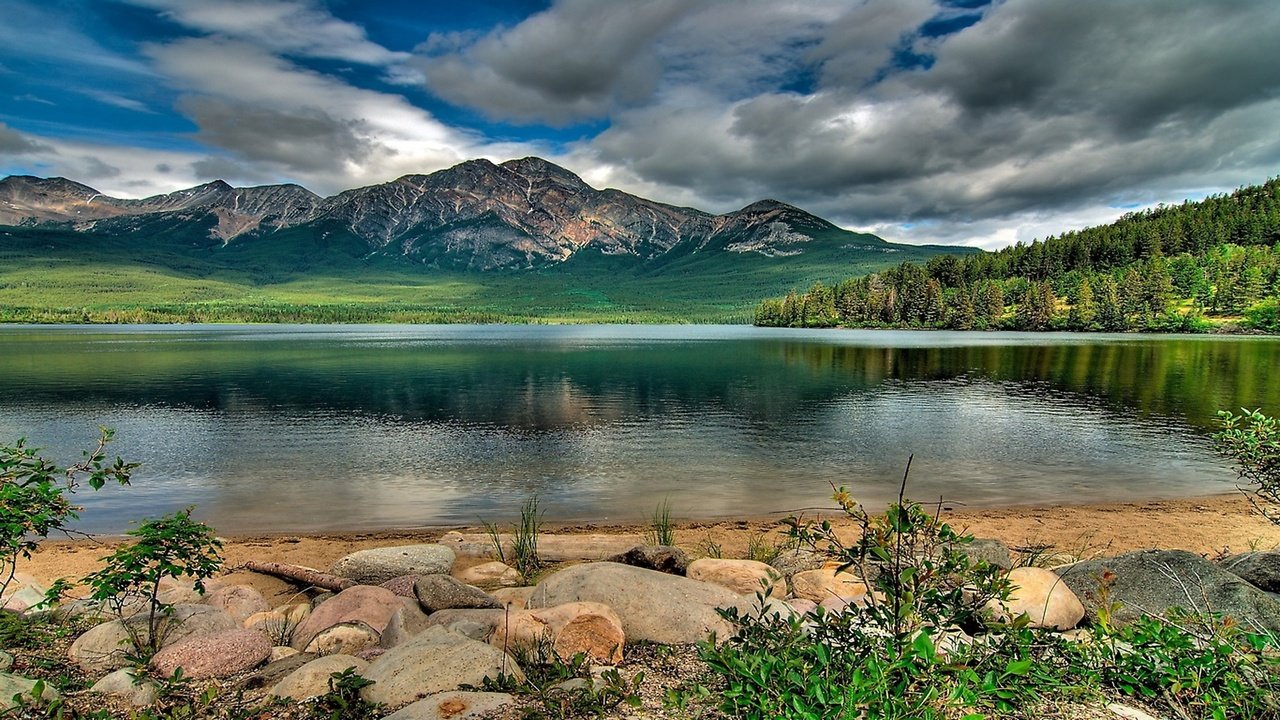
[89,668,159,707]
[380,575,421,598]
[68,605,237,674]
[269,654,367,700]
[1219,551,1280,592]
[303,622,381,656]
[964,539,1014,569]
[605,545,690,575]
[0,672,60,711]
[331,545,456,585]
[384,691,515,720]
[490,586,536,609]
[414,575,502,613]
[527,562,738,644]
[236,652,316,691]
[1056,550,1280,632]
[361,626,524,707]
[769,548,825,578]
[151,628,273,679]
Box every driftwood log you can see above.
[242,560,355,591]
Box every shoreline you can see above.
[18,491,1280,589]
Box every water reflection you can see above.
[0,326,1272,533]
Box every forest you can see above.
[754,178,1280,332]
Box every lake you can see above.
[0,325,1274,534]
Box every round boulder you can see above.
[151,628,272,679]
[687,558,784,596]
[331,545,456,585]
[269,654,367,700]
[985,567,1085,630]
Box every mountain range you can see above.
[0,157,969,322]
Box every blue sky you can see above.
[2,0,1278,248]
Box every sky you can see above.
[1,0,1278,249]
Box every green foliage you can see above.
[478,637,643,719]
[0,428,136,599]
[309,668,383,720]
[84,508,223,655]
[1246,298,1280,332]
[1215,408,1280,524]
[646,498,675,547]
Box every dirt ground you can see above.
[16,492,1280,588]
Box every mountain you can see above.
[0,157,971,322]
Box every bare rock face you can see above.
[527,562,739,645]
[151,628,272,679]
[985,567,1085,630]
[687,558,784,596]
[291,585,402,651]
[360,626,524,707]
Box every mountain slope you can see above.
[0,157,971,322]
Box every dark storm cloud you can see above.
[179,96,375,174]
[578,0,1280,244]
[418,0,707,125]
[0,122,52,155]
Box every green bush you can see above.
[1245,298,1280,332]
[1215,408,1280,524]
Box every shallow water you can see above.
[0,325,1273,533]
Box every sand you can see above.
[14,492,1280,588]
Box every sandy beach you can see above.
[16,491,1279,588]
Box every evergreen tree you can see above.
[1067,277,1096,330]
[1095,276,1127,331]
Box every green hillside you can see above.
[0,223,962,324]
[756,178,1280,333]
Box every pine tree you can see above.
[1095,276,1127,331]
[1068,277,1096,330]
[948,287,976,330]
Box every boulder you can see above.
[770,548,825,578]
[291,585,401,650]
[791,565,869,603]
[1219,551,1280,592]
[986,567,1085,630]
[963,539,1015,570]
[151,628,272,679]
[380,575,421,598]
[439,532,644,562]
[269,646,299,662]
[88,668,159,707]
[236,652,316,691]
[0,672,60,711]
[331,545,456,585]
[384,691,516,720]
[203,585,270,624]
[414,575,502,613]
[530,602,625,664]
[1056,550,1280,632]
[687,558,784,596]
[360,626,524,707]
[455,561,522,587]
[528,562,739,644]
[490,587,536,609]
[2,579,49,613]
[303,622,381,655]
[380,598,432,648]
[269,654,367,700]
[789,598,818,615]
[605,545,690,575]
[69,605,237,673]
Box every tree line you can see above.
[755,178,1280,332]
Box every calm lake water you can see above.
[0,325,1275,534]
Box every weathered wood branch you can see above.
[242,560,355,591]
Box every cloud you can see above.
[81,89,155,113]
[418,0,705,125]
[123,0,409,66]
[0,122,52,156]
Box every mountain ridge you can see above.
[0,156,894,271]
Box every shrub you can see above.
[1214,408,1280,524]
[1,428,137,598]
[84,508,223,655]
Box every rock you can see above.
[236,652,316,691]
[818,594,873,614]
[361,626,524,707]
[156,577,213,606]
[277,603,311,624]
[331,545,456,585]
[0,672,60,711]
[788,598,818,615]
[414,575,502,613]
[69,605,238,673]
[1056,550,1280,632]
[528,562,739,644]
[439,532,645,562]
[304,621,381,655]
[491,587,536,609]
[1107,703,1160,720]
[963,539,1014,569]
[791,565,869,603]
[269,654,367,700]
[215,571,298,606]
[291,585,402,650]
[455,561,522,587]
[356,647,386,661]
[88,668,159,707]
[986,567,1084,630]
[1219,551,1280,592]
[0,652,11,672]
[605,545,690,575]
[530,602,626,665]
[687,558,784,596]
[380,575,421,598]
[770,548,825,578]
[384,691,516,720]
[2,581,49,613]
[269,646,299,661]
[151,628,272,679]
[204,585,269,624]
[380,598,432,648]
